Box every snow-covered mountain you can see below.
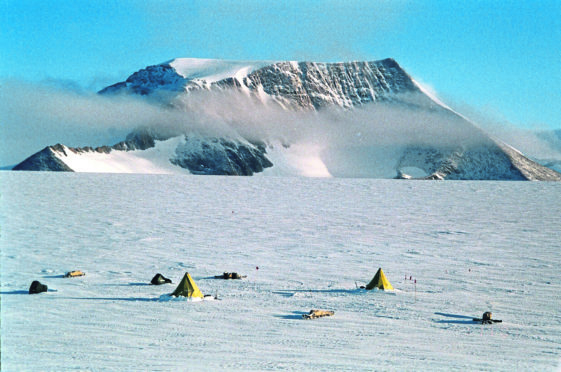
[13,58,561,180]
[13,129,272,175]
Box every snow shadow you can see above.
[63,296,158,302]
[275,311,309,320]
[1,289,58,295]
[273,289,359,297]
[434,312,473,319]
[434,312,477,324]
[99,283,152,287]
[0,290,30,295]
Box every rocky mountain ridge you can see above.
[100,58,425,109]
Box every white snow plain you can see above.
[1,173,561,371]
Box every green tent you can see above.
[365,268,394,291]
[171,272,204,298]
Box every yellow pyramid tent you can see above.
[171,272,204,298]
[365,268,394,291]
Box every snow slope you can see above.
[2,173,561,371]
[260,142,331,177]
[169,58,274,86]
[52,138,188,174]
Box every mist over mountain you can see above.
[534,129,561,173]
[7,58,561,180]
[472,117,561,174]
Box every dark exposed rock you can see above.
[13,146,73,172]
[170,136,272,175]
[99,64,188,96]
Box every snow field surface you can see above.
[1,173,561,371]
[168,58,274,85]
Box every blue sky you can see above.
[1,0,560,129]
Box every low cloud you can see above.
[447,103,561,161]
[2,78,559,168]
[171,88,489,149]
[0,80,197,166]
[488,125,561,161]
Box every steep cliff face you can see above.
[100,58,422,110]
[170,136,272,175]
[13,58,561,180]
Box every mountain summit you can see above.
[99,58,422,110]
[14,58,561,180]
